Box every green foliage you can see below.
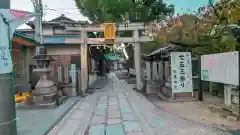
[165,0,240,54]
[75,0,174,23]
[141,36,165,54]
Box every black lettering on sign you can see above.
[179,54,184,59]
[173,70,177,74]
[180,83,185,88]
[180,68,185,74]
[180,61,185,68]
[0,46,8,66]
[180,76,186,82]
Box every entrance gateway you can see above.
[65,22,153,94]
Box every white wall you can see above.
[42,27,53,35]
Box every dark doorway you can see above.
[71,55,81,69]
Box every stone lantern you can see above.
[20,48,66,108]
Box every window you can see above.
[53,27,64,34]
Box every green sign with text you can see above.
[201,70,209,81]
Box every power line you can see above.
[43,7,82,16]
[45,7,79,10]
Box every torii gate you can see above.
[66,22,153,94]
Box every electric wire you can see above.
[43,8,159,28]
[43,8,82,16]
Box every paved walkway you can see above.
[47,73,231,135]
[17,97,79,135]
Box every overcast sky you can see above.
[11,0,209,28]
[11,0,86,21]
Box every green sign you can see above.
[71,64,76,86]
[201,70,209,81]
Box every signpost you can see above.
[171,52,193,98]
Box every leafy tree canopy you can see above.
[154,0,240,55]
[75,0,174,23]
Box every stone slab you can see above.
[89,124,105,135]
[96,103,107,109]
[122,113,136,121]
[109,101,118,105]
[99,96,108,100]
[120,106,133,113]
[58,120,80,135]
[94,109,107,116]
[106,124,124,135]
[123,121,142,132]
[108,110,121,118]
[107,118,122,125]
[126,132,145,135]
[91,116,106,125]
[109,98,117,100]
[71,110,84,119]
[79,102,90,110]
[108,105,119,111]
[17,98,79,135]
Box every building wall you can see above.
[12,44,33,93]
[45,45,81,67]
[42,27,54,35]
[46,45,80,55]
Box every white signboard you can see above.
[201,51,239,85]
[171,52,193,95]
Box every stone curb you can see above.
[43,98,81,135]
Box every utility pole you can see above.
[31,0,43,55]
[0,1,18,135]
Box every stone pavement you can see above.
[47,73,232,135]
[17,97,79,135]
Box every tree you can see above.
[157,0,240,54]
[196,0,240,53]
[75,0,174,23]
[75,0,175,56]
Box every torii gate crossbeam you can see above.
[68,22,153,93]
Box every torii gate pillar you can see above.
[133,30,142,90]
[80,30,88,95]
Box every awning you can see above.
[13,32,37,47]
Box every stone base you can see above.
[230,104,240,116]
[62,85,78,97]
[17,100,57,109]
[16,96,68,109]
[173,92,193,100]
[145,80,164,95]
[158,82,196,102]
[32,85,58,96]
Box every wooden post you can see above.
[198,55,203,101]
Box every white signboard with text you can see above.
[201,51,239,85]
[171,52,193,96]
